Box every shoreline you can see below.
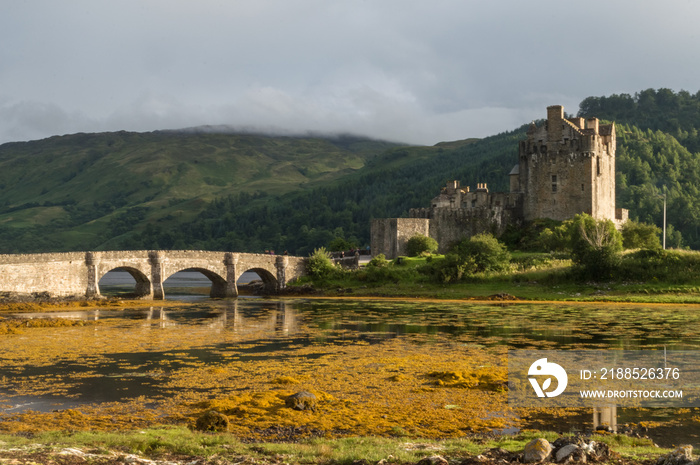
[5,289,700,313]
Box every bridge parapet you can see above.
[0,250,307,300]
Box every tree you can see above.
[621,220,661,249]
[570,214,623,278]
[452,233,511,273]
[405,234,438,257]
[328,236,356,252]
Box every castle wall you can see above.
[370,218,431,259]
[370,105,625,259]
[425,207,520,253]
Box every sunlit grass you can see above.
[0,428,669,463]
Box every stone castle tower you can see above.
[515,105,621,222]
[371,105,628,259]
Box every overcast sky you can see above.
[2,0,700,146]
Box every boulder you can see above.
[285,390,317,411]
[194,410,229,432]
[656,446,695,465]
[416,456,449,465]
[524,438,552,463]
[555,444,579,462]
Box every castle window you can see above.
[581,184,585,192]
[551,175,557,193]
[597,156,601,176]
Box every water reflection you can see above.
[2,298,699,446]
[136,301,298,335]
[593,405,617,432]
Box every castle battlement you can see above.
[371,105,628,258]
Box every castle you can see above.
[371,105,629,258]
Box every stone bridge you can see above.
[0,250,307,300]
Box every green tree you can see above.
[452,233,511,273]
[621,220,661,249]
[570,214,623,278]
[536,220,573,252]
[328,236,356,252]
[405,234,438,257]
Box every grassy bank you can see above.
[293,251,700,304]
[0,427,667,464]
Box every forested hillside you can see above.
[125,132,522,255]
[579,89,700,248]
[0,131,400,252]
[3,88,700,254]
[578,88,700,153]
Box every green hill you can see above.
[0,131,401,252]
[3,88,700,254]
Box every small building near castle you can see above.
[371,105,629,258]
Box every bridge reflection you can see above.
[11,301,298,338]
[141,300,297,335]
[12,300,301,336]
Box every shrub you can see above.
[419,253,476,283]
[622,220,661,250]
[418,234,510,283]
[618,248,700,282]
[452,233,511,273]
[570,214,623,279]
[501,218,564,251]
[307,247,337,278]
[362,265,403,283]
[536,220,573,252]
[405,234,438,257]
[367,253,389,268]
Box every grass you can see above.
[299,252,700,304]
[0,427,669,464]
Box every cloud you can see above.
[0,99,95,143]
[2,0,700,145]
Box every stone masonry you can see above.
[0,250,307,299]
[371,105,629,258]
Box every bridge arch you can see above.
[162,267,231,299]
[98,266,152,298]
[0,250,307,300]
[238,267,278,294]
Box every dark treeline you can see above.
[120,130,525,255]
[578,88,700,153]
[121,88,700,253]
[579,88,700,248]
[5,88,700,254]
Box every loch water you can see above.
[0,281,698,446]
